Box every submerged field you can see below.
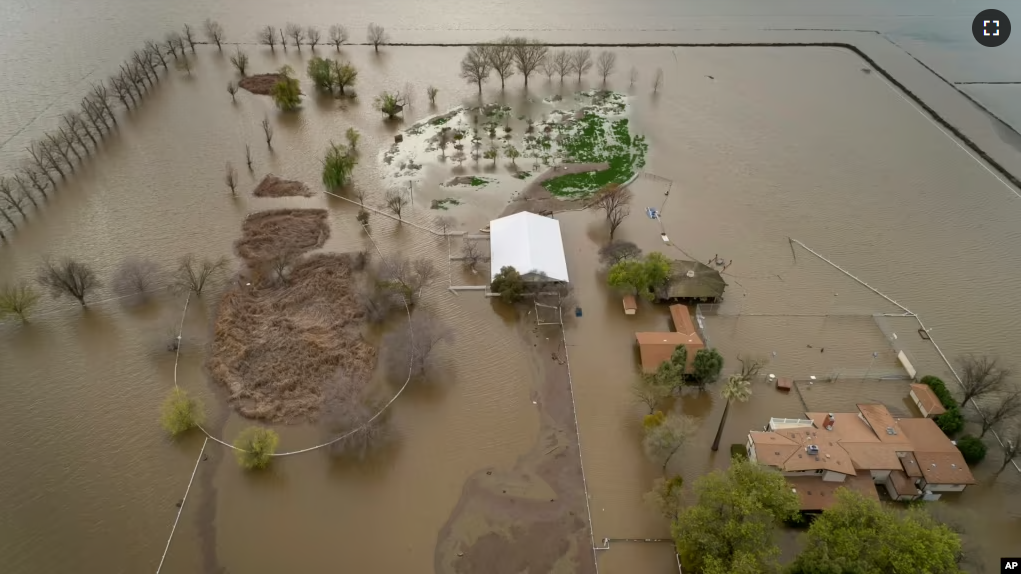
[0,43,1019,574]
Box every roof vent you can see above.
[806,445,820,455]
[951,464,957,469]
[885,427,897,435]
[931,463,937,469]
[685,270,695,278]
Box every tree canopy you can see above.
[692,347,724,388]
[491,266,525,304]
[607,251,672,300]
[789,489,961,574]
[672,458,800,574]
[271,66,301,110]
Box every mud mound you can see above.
[252,174,314,198]
[234,208,329,264]
[208,253,376,422]
[238,74,282,95]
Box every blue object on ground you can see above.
[646,207,659,219]
[575,307,582,317]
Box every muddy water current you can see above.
[0,22,1020,575]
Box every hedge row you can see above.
[921,375,964,436]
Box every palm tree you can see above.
[711,374,752,451]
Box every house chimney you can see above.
[824,413,835,431]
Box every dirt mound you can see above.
[238,74,282,95]
[252,174,314,198]
[208,253,377,422]
[234,208,329,264]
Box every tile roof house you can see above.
[635,304,705,373]
[746,404,975,511]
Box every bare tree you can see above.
[597,51,617,83]
[958,354,1011,405]
[0,177,28,218]
[632,375,671,415]
[607,202,630,239]
[381,257,437,304]
[10,173,38,208]
[204,19,225,50]
[43,134,73,172]
[261,117,274,148]
[258,25,277,51]
[245,144,253,170]
[20,165,49,199]
[180,55,192,76]
[995,421,1020,474]
[653,68,664,92]
[62,111,93,149]
[511,38,548,86]
[165,32,183,59]
[978,384,1021,438]
[462,238,484,272]
[329,24,349,50]
[36,258,100,307]
[384,189,408,221]
[539,54,556,81]
[487,39,516,89]
[435,214,456,235]
[630,66,638,86]
[426,85,439,105]
[306,26,321,50]
[323,372,393,460]
[551,49,572,82]
[0,282,40,323]
[26,142,57,185]
[112,257,163,303]
[367,23,388,52]
[182,24,197,51]
[599,239,642,266]
[225,162,239,196]
[382,311,453,382]
[460,45,492,93]
[643,412,699,473]
[358,277,397,324]
[592,183,633,219]
[570,49,593,82]
[403,82,415,110]
[227,81,239,102]
[279,27,287,48]
[146,40,168,69]
[172,255,227,295]
[230,47,250,76]
[285,23,305,49]
[0,205,16,230]
[56,125,83,162]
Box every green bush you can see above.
[934,406,964,436]
[233,426,280,470]
[955,435,986,464]
[491,266,525,304]
[921,375,958,409]
[730,443,748,461]
[160,388,204,437]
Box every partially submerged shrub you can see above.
[160,388,204,437]
[271,66,301,110]
[956,435,986,464]
[935,405,964,436]
[233,426,279,470]
[0,282,40,323]
[491,266,524,303]
[322,142,357,190]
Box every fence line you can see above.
[156,437,208,574]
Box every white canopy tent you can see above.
[489,212,570,283]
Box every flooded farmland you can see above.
[1,19,1020,575]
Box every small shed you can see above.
[622,295,637,315]
[776,377,793,391]
[909,383,946,418]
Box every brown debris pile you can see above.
[234,208,329,264]
[238,74,282,95]
[252,174,314,198]
[208,253,377,422]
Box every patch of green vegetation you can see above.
[469,177,490,187]
[430,116,450,126]
[513,171,531,180]
[431,198,462,210]
[543,113,648,198]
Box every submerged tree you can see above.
[233,426,279,470]
[271,66,302,110]
[345,127,360,150]
[306,26,321,50]
[632,374,671,415]
[570,49,593,81]
[957,353,1011,405]
[225,161,239,196]
[0,282,40,323]
[642,411,698,474]
[551,49,572,81]
[332,60,358,95]
[204,19,225,50]
[460,45,492,93]
[367,23,389,52]
[491,265,525,304]
[258,25,278,51]
[382,311,453,382]
[329,24,349,50]
[284,22,304,50]
[653,68,664,92]
[322,142,357,190]
[427,85,439,105]
[644,475,685,522]
[261,116,274,148]
[978,384,1021,437]
[323,372,393,460]
[692,347,724,390]
[711,367,755,452]
[229,47,249,76]
[36,257,100,307]
[182,24,197,51]
[598,239,642,267]
[511,38,548,86]
[172,255,227,295]
[384,189,408,221]
[227,81,239,102]
[307,56,334,90]
[596,50,617,82]
[487,40,516,89]
[160,388,205,437]
[112,257,163,303]
[374,91,404,119]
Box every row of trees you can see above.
[459,38,624,92]
[256,23,388,53]
[0,255,227,322]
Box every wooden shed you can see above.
[622,295,637,315]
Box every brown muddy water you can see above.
[1,43,1020,574]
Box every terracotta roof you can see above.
[910,384,946,416]
[786,473,879,511]
[899,451,923,477]
[897,418,976,485]
[888,469,920,497]
[896,418,959,453]
[841,442,912,470]
[669,304,700,337]
[635,332,704,373]
[770,428,856,475]
[856,404,906,443]
[806,411,882,443]
[748,432,801,466]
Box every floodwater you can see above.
[1,6,1021,575]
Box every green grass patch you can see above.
[543,114,648,198]
[430,116,450,126]
[513,171,531,180]
[470,177,489,186]
[431,198,461,210]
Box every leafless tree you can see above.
[204,19,225,50]
[89,83,115,121]
[426,85,439,105]
[329,24,349,50]
[63,111,94,149]
[227,81,239,102]
[367,23,388,52]
[633,375,671,415]
[958,354,1011,405]
[79,98,106,134]
[43,133,74,171]
[284,23,304,50]
[383,257,437,303]
[653,68,664,92]
[382,311,453,382]
[511,38,548,86]
[20,165,49,199]
[225,162,238,196]
[145,40,168,69]
[39,139,68,178]
[165,32,182,59]
[607,202,630,239]
[306,26,321,50]
[36,257,100,307]
[323,372,393,460]
[172,255,227,295]
[384,189,408,221]
[358,277,397,324]
[435,214,456,235]
[551,49,572,82]
[230,47,249,76]
[487,39,516,89]
[460,45,492,93]
[26,142,57,185]
[539,54,556,81]
[110,74,135,108]
[995,421,1020,474]
[180,55,192,76]
[598,239,642,266]
[461,238,484,272]
[112,257,164,303]
[0,204,15,230]
[592,183,634,219]
[245,144,253,170]
[570,49,593,82]
[630,66,638,86]
[403,82,415,109]
[978,384,1021,438]
[182,24,197,51]
[261,117,274,148]
[0,177,28,218]
[258,25,277,51]
[10,173,38,208]
[56,125,83,162]
[597,51,617,83]
[279,27,287,48]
